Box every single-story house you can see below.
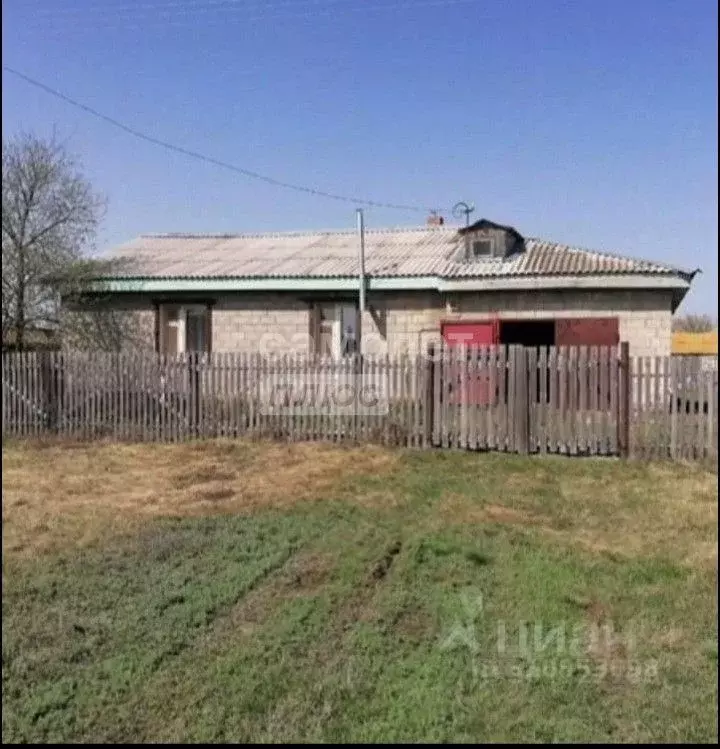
[85,218,697,358]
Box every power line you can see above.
[33,0,339,17]
[3,65,437,214]
[32,0,475,17]
[24,0,480,33]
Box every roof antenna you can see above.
[452,201,475,227]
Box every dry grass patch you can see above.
[433,461,717,569]
[438,493,549,527]
[1,440,398,556]
[553,466,718,565]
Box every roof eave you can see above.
[669,267,701,312]
[95,272,693,295]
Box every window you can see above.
[186,309,207,352]
[158,304,211,354]
[472,239,493,258]
[313,303,357,358]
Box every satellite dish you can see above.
[452,201,475,226]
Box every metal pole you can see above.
[356,208,366,357]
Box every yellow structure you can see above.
[671,331,718,355]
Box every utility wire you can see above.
[4,66,437,213]
[25,0,480,33]
[34,0,342,17]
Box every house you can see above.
[86,218,697,358]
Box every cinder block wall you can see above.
[378,289,673,357]
[212,294,310,354]
[453,289,674,358]
[81,288,674,359]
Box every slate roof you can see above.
[106,225,692,280]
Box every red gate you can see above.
[441,321,499,405]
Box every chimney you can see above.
[426,211,445,227]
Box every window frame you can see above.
[311,302,358,358]
[472,238,494,258]
[156,303,212,355]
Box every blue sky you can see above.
[2,0,717,313]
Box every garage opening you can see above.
[499,320,555,347]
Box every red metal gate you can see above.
[441,321,499,405]
[555,318,619,346]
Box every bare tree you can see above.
[672,314,717,333]
[54,257,150,351]
[2,132,144,351]
[2,132,104,348]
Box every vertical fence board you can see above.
[138,351,146,443]
[20,351,28,438]
[599,347,608,455]
[537,347,547,454]
[497,347,506,451]
[2,355,8,437]
[674,357,684,461]
[546,347,556,454]
[236,352,243,438]
[526,347,537,453]
[31,352,38,437]
[287,353,295,442]
[134,351,142,442]
[470,348,480,450]
[669,356,677,460]
[23,352,31,437]
[575,346,583,454]
[587,346,597,455]
[644,356,652,460]
[293,353,301,441]
[634,355,642,459]
[443,350,452,449]
[308,355,316,442]
[558,347,568,454]
[685,357,695,462]
[357,355,364,445]
[168,354,176,443]
[596,347,607,455]
[693,360,703,462]
[652,356,661,460]
[401,354,410,448]
[2,355,6,437]
[434,348,441,448]
[515,346,529,454]
[484,347,494,451]
[439,349,448,449]
[611,346,620,456]
[706,368,715,461]
[697,364,706,462]
[503,347,513,453]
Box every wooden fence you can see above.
[1,347,717,463]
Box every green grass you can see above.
[2,442,718,742]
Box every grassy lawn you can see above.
[2,440,717,743]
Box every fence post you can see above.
[424,343,435,448]
[669,355,677,460]
[514,346,529,454]
[188,352,200,438]
[618,341,631,458]
[39,350,60,434]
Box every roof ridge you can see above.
[140,225,459,240]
